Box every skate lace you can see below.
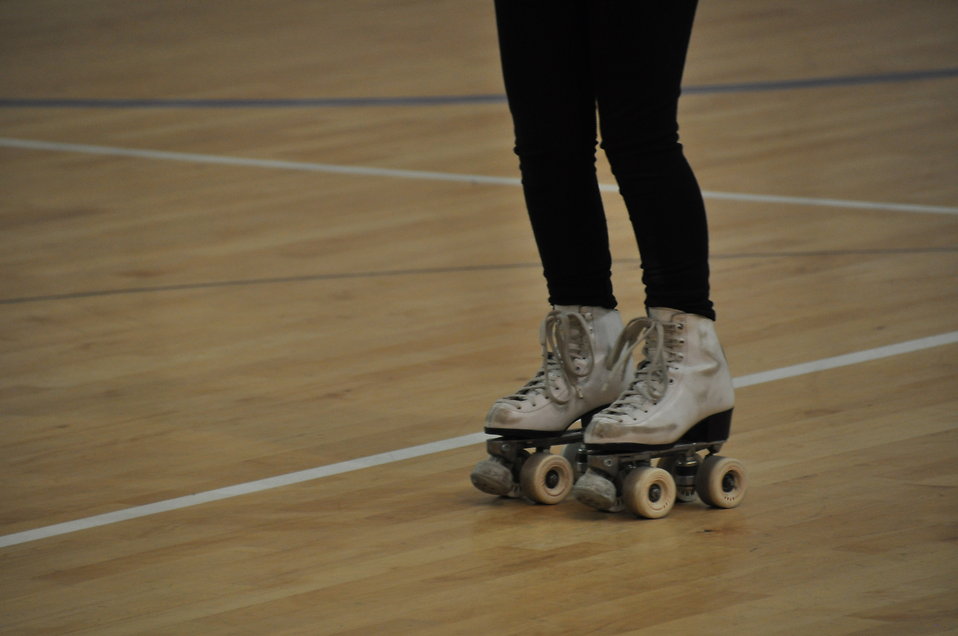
[500,310,595,407]
[601,316,683,421]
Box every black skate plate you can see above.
[484,427,584,446]
[484,427,582,440]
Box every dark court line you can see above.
[2,247,955,306]
[0,263,539,305]
[1,68,956,109]
[681,67,958,94]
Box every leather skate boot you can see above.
[571,308,736,512]
[584,307,734,448]
[484,305,631,436]
[471,305,633,501]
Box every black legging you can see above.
[494,0,714,320]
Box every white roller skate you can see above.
[470,305,632,504]
[571,308,747,518]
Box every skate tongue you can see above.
[538,308,597,405]
[648,307,682,322]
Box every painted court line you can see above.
[1,330,956,549]
[0,434,488,549]
[731,330,958,388]
[2,137,957,215]
[2,67,957,108]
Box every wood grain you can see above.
[1,0,956,633]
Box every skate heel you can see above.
[682,408,733,443]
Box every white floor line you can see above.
[2,330,956,549]
[0,434,488,549]
[732,330,958,388]
[2,136,957,215]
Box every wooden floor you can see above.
[2,1,957,633]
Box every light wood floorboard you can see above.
[1,1,956,633]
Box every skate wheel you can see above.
[622,467,676,519]
[519,452,574,504]
[470,457,514,497]
[657,455,699,503]
[695,455,747,509]
[561,442,587,480]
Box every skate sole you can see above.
[484,404,610,439]
[584,408,733,453]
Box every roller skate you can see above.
[571,308,747,518]
[470,305,632,504]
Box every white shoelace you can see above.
[499,310,595,407]
[600,316,684,421]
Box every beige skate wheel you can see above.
[695,455,747,509]
[519,452,574,505]
[622,466,676,519]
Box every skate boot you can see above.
[470,305,632,504]
[571,308,747,518]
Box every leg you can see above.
[474,2,632,503]
[568,4,743,518]
[494,0,615,308]
[589,0,714,319]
